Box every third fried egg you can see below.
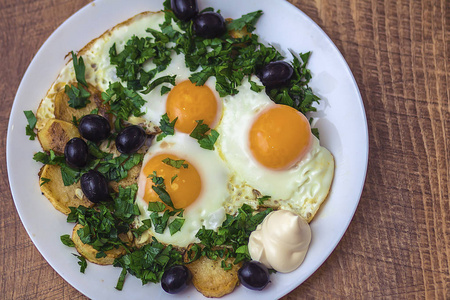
[216,77,334,222]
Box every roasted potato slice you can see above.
[37,118,80,154]
[184,254,241,298]
[39,164,93,214]
[54,83,110,123]
[72,224,126,265]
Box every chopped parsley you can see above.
[149,171,165,188]
[109,32,173,91]
[151,185,174,208]
[146,169,185,235]
[189,120,219,150]
[227,10,263,32]
[147,202,166,212]
[95,152,143,182]
[24,110,37,140]
[74,254,88,273]
[257,195,271,205]
[157,114,177,141]
[65,84,91,109]
[60,234,75,247]
[113,238,183,289]
[70,51,88,87]
[65,51,91,109]
[101,82,146,131]
[66,185,140,255]
[40,177,51,186]
[146,206,185,236]
[142,75,176,94]
[162,157,188,169]
[187,204,273,267]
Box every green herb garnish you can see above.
[70,51,88,87]
[40,177,51,186]
[113,238,183,289]
[74,254,88,273]
[101,82,146,130]
[157,113,177,141]
[162,158,188,169]
[189,120,219,150]
[147,202,166,212]
[65,84,91,109]
[227,10,263,32]
[64,51,91,109]
[152,185,174,208]
[60,234,75,247]
[257,195,271,205]
[193,204,272,267]
[142,75,176,94]
[24,110,37,140]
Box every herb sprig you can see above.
[65,51,91,109]
[24,110,37,140]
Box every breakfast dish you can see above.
[7,0,368,299]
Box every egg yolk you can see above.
[142,153,202,209]
[166,80,218,133]
[249,104,312,170]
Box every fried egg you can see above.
[37,11,221,131]
[216,77,334,222]
[135,133,229,247]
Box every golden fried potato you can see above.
[229,26,250,39]
[39,164,93,214]
[37,119,80,154]
[72,224,126,265]
[54,83,111,123]
[185,255,241,298]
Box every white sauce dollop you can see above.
[248,210,311,273]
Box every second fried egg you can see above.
[135,133,229,248]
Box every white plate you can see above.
[7,0,368,299]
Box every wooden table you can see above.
[1,0,448,299]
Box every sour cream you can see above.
[248,210,311,273]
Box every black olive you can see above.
[171,0,198,21]
[193,12,226,39]
[115,125,146,154]
[64,138,88,169]
[80,170,111,203]
[238,261,270,291]
[161,265,192,294]
[257,61,294,88]
[78,114,111,142]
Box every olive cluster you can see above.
[171,0,226,39]
[64,114,147,203]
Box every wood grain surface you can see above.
[0,0,448,299]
